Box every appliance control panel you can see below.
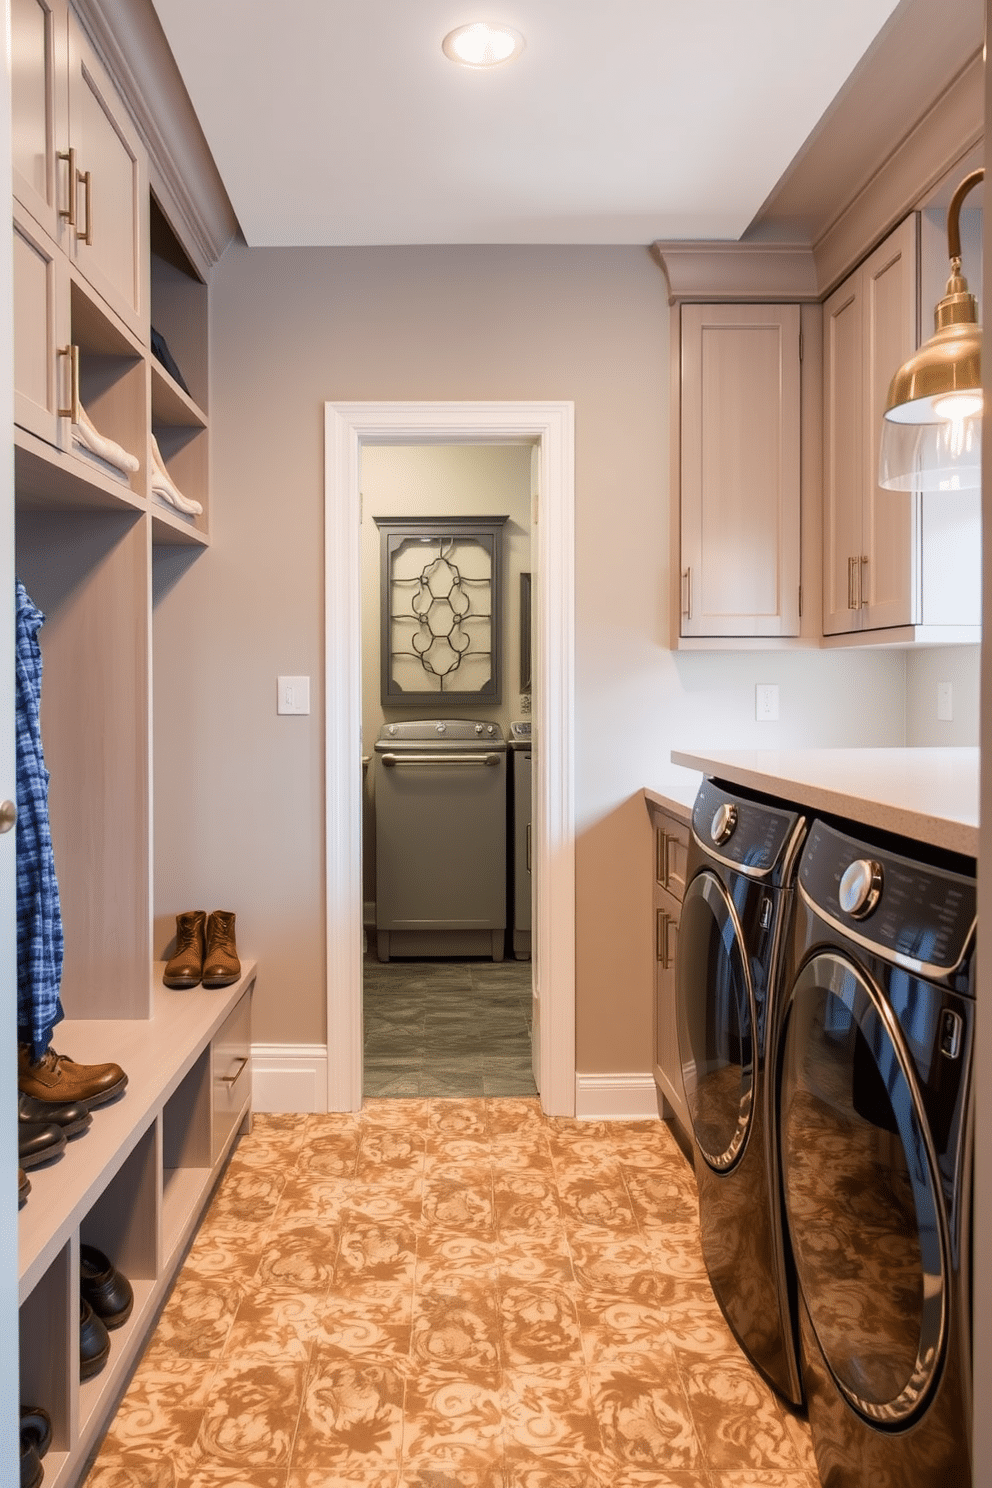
[799,820,976,972]
[692,778,802,877]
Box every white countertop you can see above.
[670,747,979,858]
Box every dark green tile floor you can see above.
[362,957,537,1097]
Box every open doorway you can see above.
[359,443,534,1096]
[323,400,575,1115]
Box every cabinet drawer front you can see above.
[212,986,252,1160]
[11,0,67,241]
[652,810,689,901]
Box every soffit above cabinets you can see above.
[146,0,903,248]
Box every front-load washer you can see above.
[778,817,975,1488]
[676,777,807,1406]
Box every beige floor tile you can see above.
[678,1354,805,1474]
[496,1234,574,1288]
[422,1166,495,1231]
[501,1363,603,1459]
[402,1373,504,1457]
[274,1174,353,1226]
[195,1359,308,1468]
[255,1221,338,1294]
[96,1355,217,1454]
[575,1296,683,1364]
[556,1173,637,1228]
[427,1100,492,1139]
[588,1351,701,1474]
[209,1166,288,1222]
[499,1284,585,1369]
[185,1219,267,1285]
[411,1282,502,1382]
[399,1445,504,1488]
[341,1183,425,1224]
[336,1220,419,1290]
[223,1286,325,1364]
[318,1289,413,1360]
[293,1354,405,1474]
[294,1128,362,1180]
[152,1269,244,1359]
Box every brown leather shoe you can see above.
[203,910,241,988]
[163,910,206,988]
[19,1044,128,1110]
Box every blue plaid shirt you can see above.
[16,580,64,1057]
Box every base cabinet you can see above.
[648,803,690,1134]
[19,970,254,1488]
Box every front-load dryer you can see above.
[778,817,975,1488]
[676,778,807,1406]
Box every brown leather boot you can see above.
[19,1044,128,1110]
[163,910,206,988]
[203,910,241,988]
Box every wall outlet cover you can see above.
[278,675,311,715]
[755,683,779,722]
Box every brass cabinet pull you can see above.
[77,167,92,245]
[682,567,693,619]
[860,555,869,609]
[58,344,80,422]
[526,822,532,874]
[847,556,858,610]
[57,147,76,226]
[220,1055,250,1086]
[656,828,668,886]
[656,910,678,968]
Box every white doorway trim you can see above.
[323,401,576,1115]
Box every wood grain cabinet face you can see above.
[649,806,690,1134]
[823,217,920,636]
[66,11,148,338]
[680,303,801,638]
[13,206,69,445]
[11,0,68,243]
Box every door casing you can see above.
[323,400,575,1114]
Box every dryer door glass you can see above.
[676,871,756,1171]
[779,950,947,1424]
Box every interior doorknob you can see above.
[0,800,17,833]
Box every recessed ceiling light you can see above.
[442,22,525,69]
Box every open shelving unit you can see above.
[10,2,242,1483]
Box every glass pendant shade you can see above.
[879,168,984,491]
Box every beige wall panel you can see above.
[164,243,912,1064]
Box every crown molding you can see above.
[650,242,819,304]
[72,0,239,273]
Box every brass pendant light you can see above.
[878,167,984,491]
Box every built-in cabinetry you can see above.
[11,5,238,1485]
[822,214,981,644]
[679,303,802,640]
[647,798,690,1133]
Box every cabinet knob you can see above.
[0,800,17,834]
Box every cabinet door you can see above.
[680,303,801,637]
[861,216,920,630]
[11,0,68,242]
[822,274,864,635]
[13,208,70,447]
[654,895,688,1130]
[66,12,147,339]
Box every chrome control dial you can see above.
[710,803,738,845]
[839,858,883,919]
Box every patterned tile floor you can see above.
[83,1100,820,1488]
[363,959,537,1098]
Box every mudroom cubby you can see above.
[18,973,255,1488]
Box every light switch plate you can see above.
[278,675,310,715]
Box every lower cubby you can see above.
[18,966,255,1488]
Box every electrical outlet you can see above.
[277,675,311,715]
[937,682,953,722]
[755,684,779,722]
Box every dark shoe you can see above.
[18,1120,66,1170]
[19,1045,128,1111]
[79,1298,110,1380]
[20,1406,52,1459]
[19,1434,42,1488]
[163,910,206,989]
[203,911,241,988]
[19,1091,91,1140]
[18,1168,30,1207]
[80,1244,133,1329]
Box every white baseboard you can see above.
[252,1044,328,1113]
[574,1072,663,1120]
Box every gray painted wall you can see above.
[153,241,965,1068]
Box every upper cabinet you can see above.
[822,214,981,644]
[679,302,802,640]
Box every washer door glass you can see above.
[676,870,755,1171]
[780,951,947,1424]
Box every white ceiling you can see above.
[149,0,904,248]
